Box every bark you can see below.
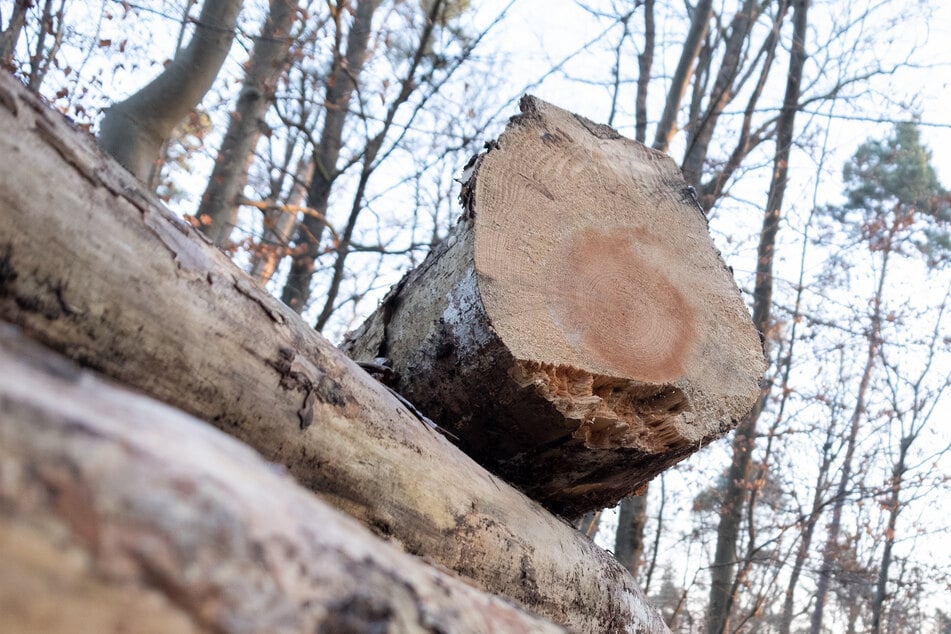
[634,0,654,144]
[280,0,379,312]
[705,2,810,633]
[651,0,712,152]
[680,0,759,187]
[0,326,566,634]
[249,157,312,284]
[0,71,668,634]
[97,0,243,182]
[870,438,908,634]
[343,96,766,518]
[0,0,31,71]
[614,494,648,576]
[197,0,300,245]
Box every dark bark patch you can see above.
[298,387,315,429]
[0,243,18,293]
[270,347,346,430]
[0,82,17,115]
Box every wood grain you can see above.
[346,96,766,516]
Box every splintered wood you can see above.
[344,96,766,517]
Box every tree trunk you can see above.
[343,96,766,518]
[280,0,379,312]
[705,2,810,633]
[97,0,243,182]
[0,71,667,634]
[680,0,759,187]
[0,326,566,634]
[810,242,892,634]
[870,437,909,634]
[197,0,300,245]
[0,0,31,71]
[25,0,64,91]
[309,0,446,332]
[615,494,648,576]
[634,0,654,145]
[651,0,712,152]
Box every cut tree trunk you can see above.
[0,326,566,634]
[343,96,766,517]
[0,71,667,634]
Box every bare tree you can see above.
[811,121,950,633]
[279,0,381,313]
[197,0,302,245]
[706,2,810,632]
[870,286,951,634]
[98,0,244,183]
[0,0,32,71]
[651,0,712,154]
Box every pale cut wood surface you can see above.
[0,72,668,633]
[0,326,566,634]
[345,96,766,516]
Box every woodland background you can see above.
[2,0,950,632]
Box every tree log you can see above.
[0,326,567,634]
[343,96,766,517]
[0,72,667,633]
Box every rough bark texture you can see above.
[97,0,243,182]
[0,71,667,634]
[343,96,766,518]
[0,326,566,634]
[197,0,299,245]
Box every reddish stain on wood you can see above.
[548,227,696,382]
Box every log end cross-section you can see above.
[344,96,767,518]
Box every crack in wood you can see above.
[232,276,287,325]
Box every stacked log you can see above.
[0,326,566,634]
[0,71,677,633]
[344,96,765,517]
